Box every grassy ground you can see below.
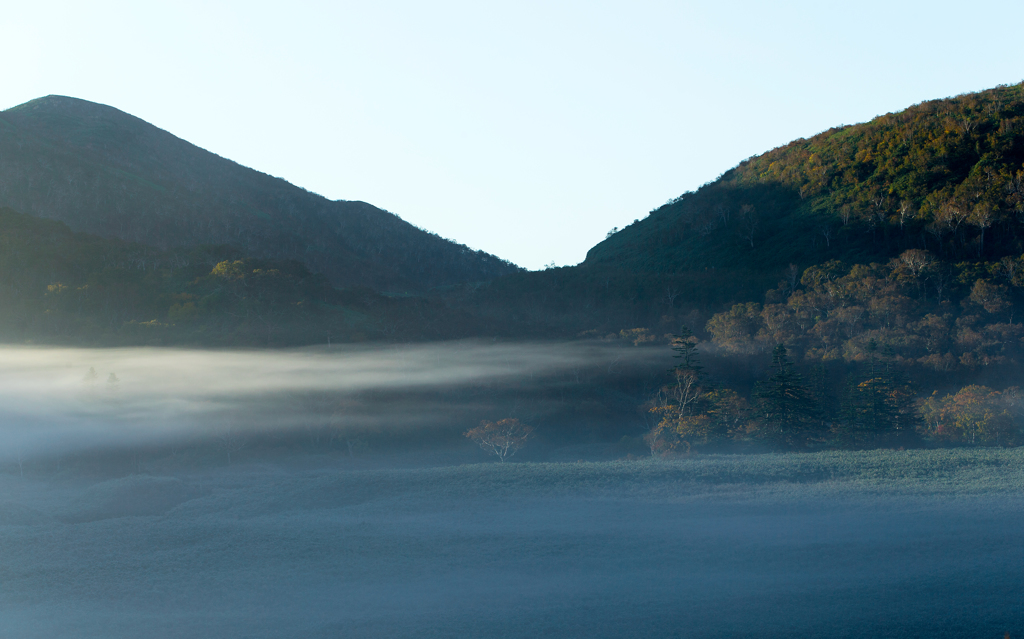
[1,448,1022,638]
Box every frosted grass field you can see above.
[1,448,1023,638]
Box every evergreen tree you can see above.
[858,340,896,434]
[669,325,703,375]
[753,344,821,447]
[807,362,835,423]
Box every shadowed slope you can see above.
[0,96,519,292]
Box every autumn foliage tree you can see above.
[705,249,1024,372]
[646,326,753,454]
[465,418,534,462]
[919,385,1022,446]
[646,327,714,454]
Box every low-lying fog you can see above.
[1,344,1022,638]
[0,341,664,458]
[2,455,1023,638]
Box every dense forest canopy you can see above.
[591,82,1024,273]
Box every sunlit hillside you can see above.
[469,83,1024,334]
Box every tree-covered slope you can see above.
[0,96,519,293]
[452,83,1024,339]
[0,207,500,346]
[587,82,1024,274]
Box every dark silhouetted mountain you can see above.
[0,96,519,292]
[0,206,513,346]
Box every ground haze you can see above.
[1,450,1021,638]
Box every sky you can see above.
[2,1,1023,270]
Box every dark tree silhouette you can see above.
[754,344,820,446]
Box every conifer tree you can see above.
[753,344,821,447]
[670,325,704,376]
[646,325,720,454]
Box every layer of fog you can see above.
[0,341,666,457]
[2,340,1021,637]
[1,459,1022,639]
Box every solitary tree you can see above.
[465,418,534,462]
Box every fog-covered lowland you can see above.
[1,450,1022,638]
[0,341,668,462]
[1,344,1022,637]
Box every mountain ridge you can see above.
[0,95,520,293]
[584,82,1024,276]
[445,82,1024,340]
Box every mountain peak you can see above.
[0,95,520,291]
[6,95,139,125]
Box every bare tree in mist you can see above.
[11,446,26,478]
[644,326,711,455]
[465,419,534,463]
[217,426,249,465]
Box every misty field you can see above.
[1,449,1022,638]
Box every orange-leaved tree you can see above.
[918,385,1022,446]
[645,325,733,454]
[465,418,534,462]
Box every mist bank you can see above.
[0,341,671,459]
[2,451,1023,638]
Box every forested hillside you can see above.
[0,96,519,293]
[542,82,1024,452]
[457,83,1024,335]
[591,82,1024,273]
[0,207,501,346]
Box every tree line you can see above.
[645,325,1024,455]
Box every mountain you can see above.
[0,96,519,293]
[7,85,1024,451]
[587,82,1024,278]
[455,82,1024,453]
[7,84,1024,348]
[0,206,500,346]
[455,82,1024,337]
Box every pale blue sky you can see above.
[3,1,1023,269]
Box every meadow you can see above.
[1,448,1022,638]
